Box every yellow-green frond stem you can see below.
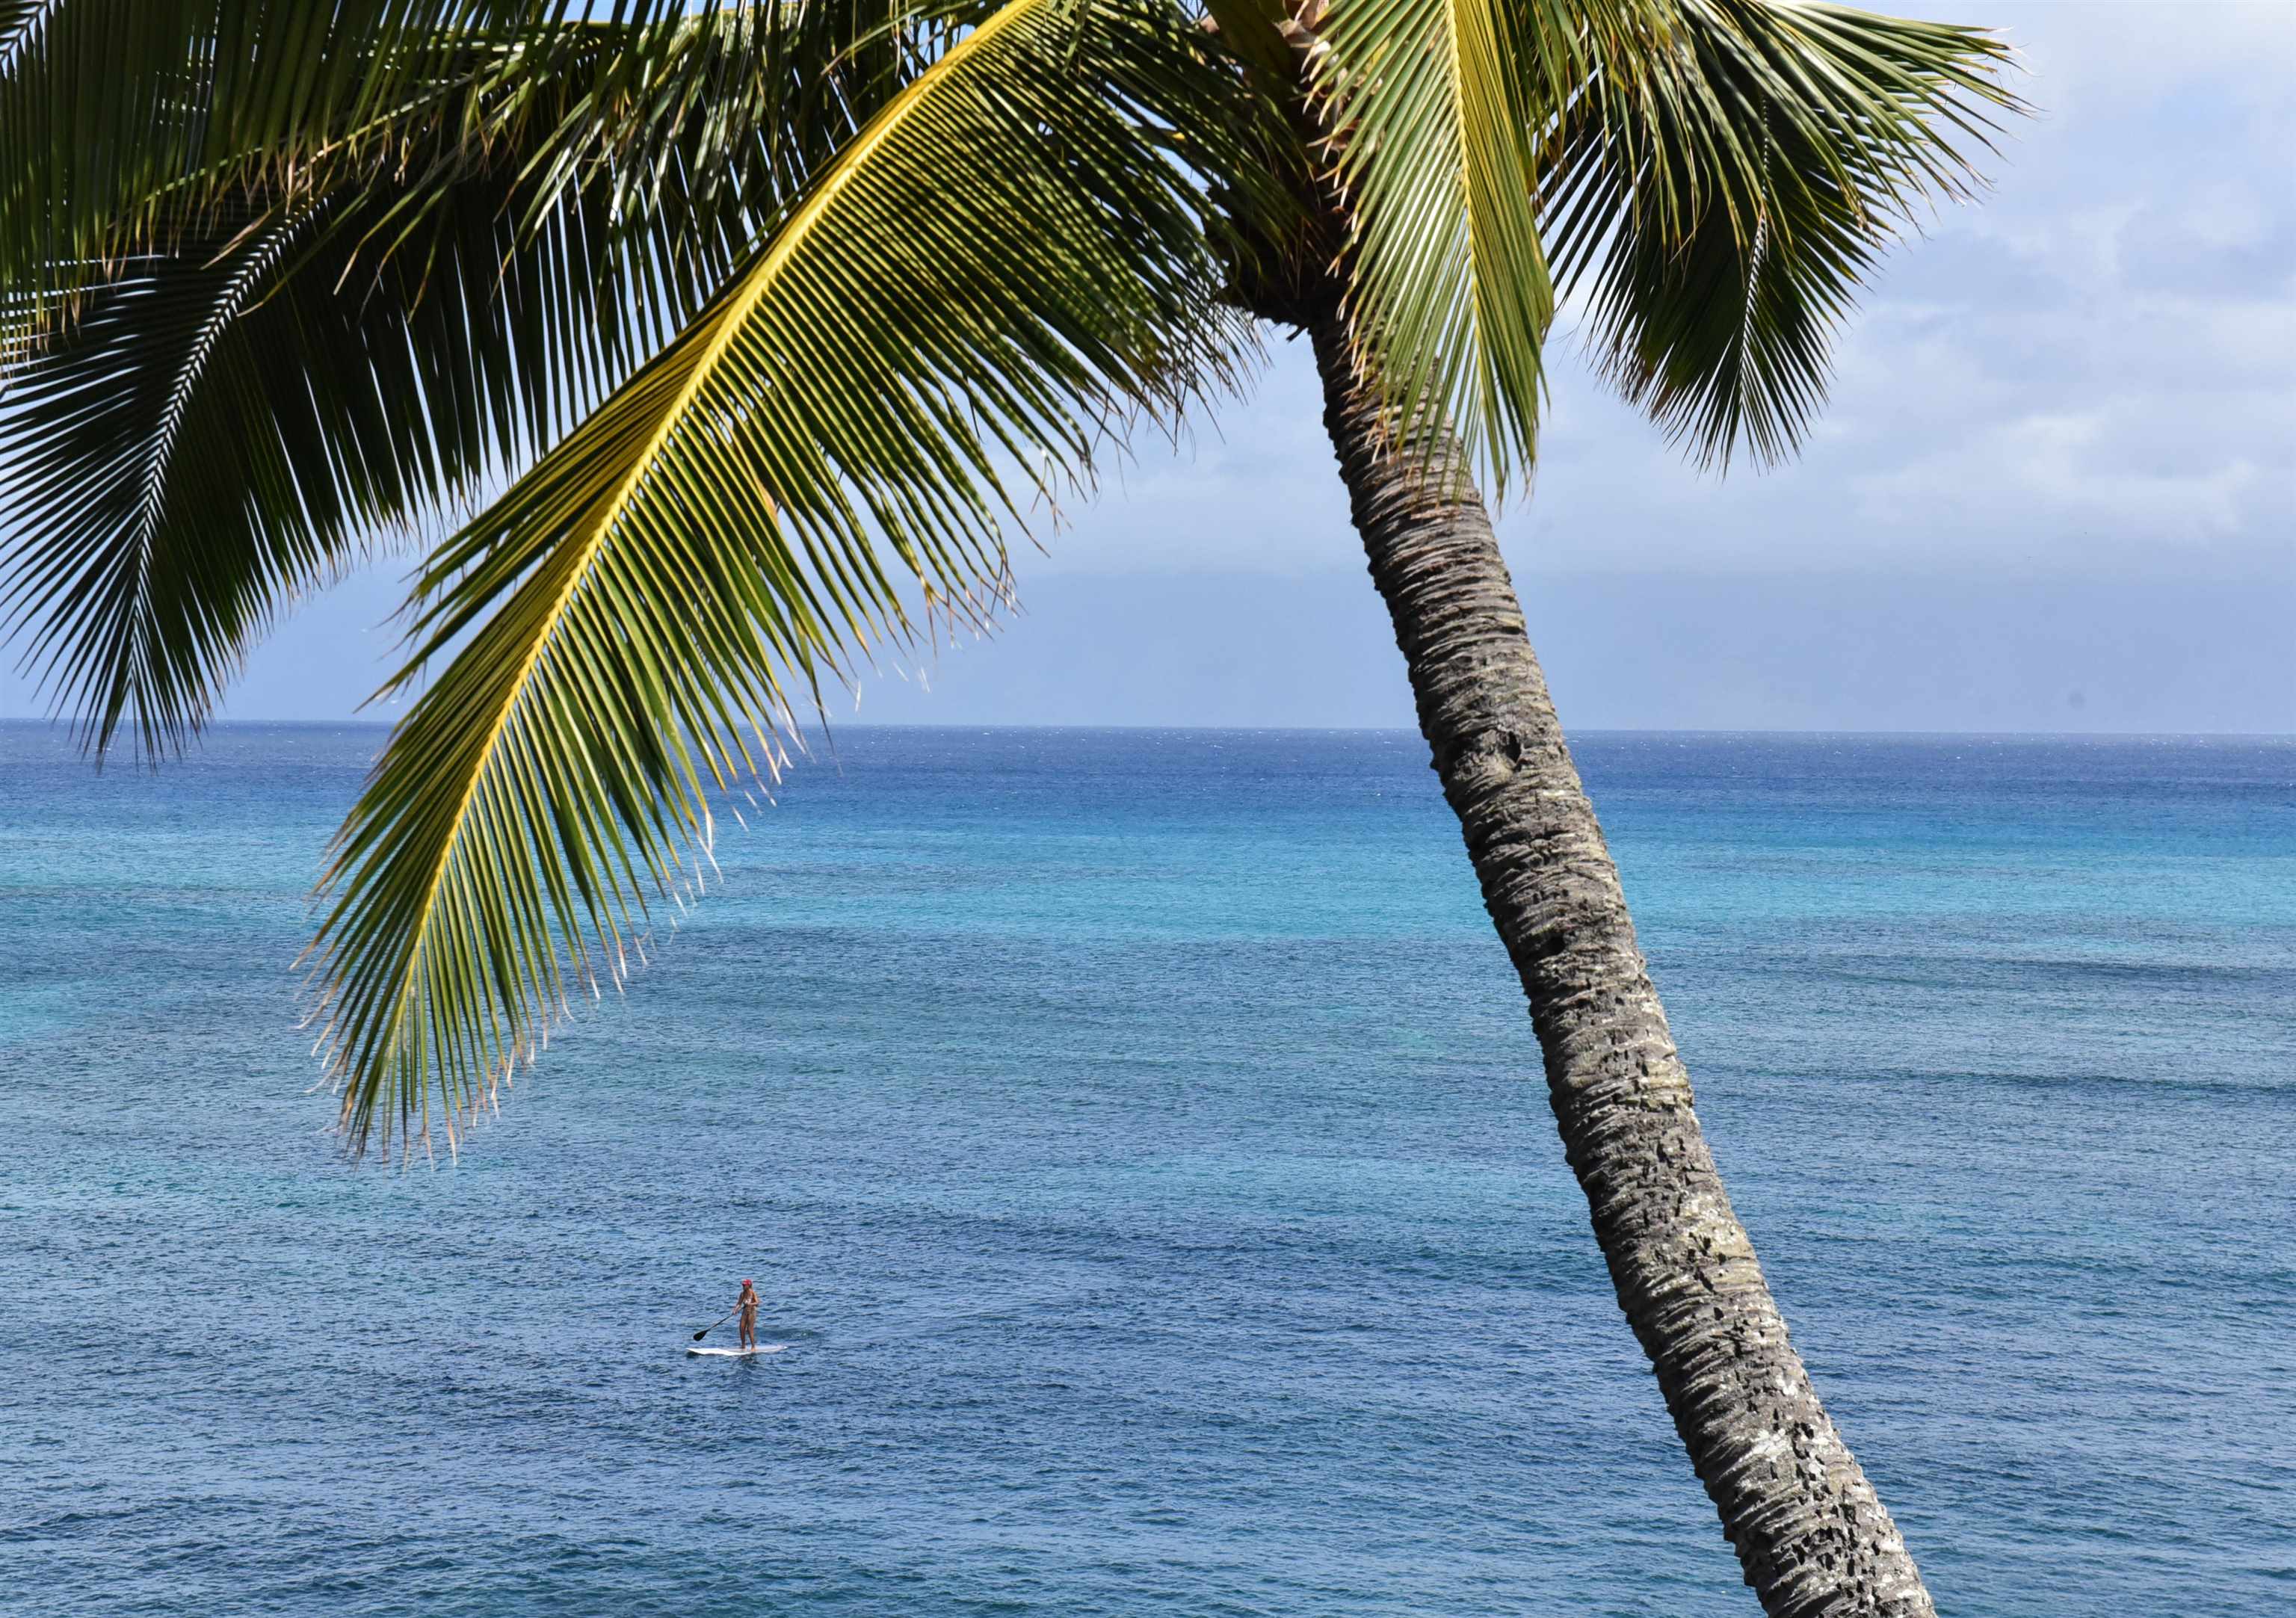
[305,0,1252,1159]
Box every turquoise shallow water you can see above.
[1,723,2292,1617]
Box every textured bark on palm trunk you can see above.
[1305,300,1934,1618]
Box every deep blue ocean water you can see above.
[1,723,2291,1617]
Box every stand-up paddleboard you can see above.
[688,1343,786,1357]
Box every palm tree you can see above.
[0,2,2017,1611]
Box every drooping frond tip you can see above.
[1299,0,2022,487]
[299,0,1261,1159]
[1547,0,2026,472]
[0,5,817,761]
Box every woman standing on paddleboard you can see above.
[737,1279,760,1350]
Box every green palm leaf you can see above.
[1309,0,1653,490]
[1,206,371,756]
[1,7,886,757]
[0,182,636,757]
[306,0,1250,1158]
[1543,0,2018,466]
[1,4,551,318]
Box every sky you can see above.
[4,0,2291,735]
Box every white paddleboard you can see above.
[688,1343,786,1357]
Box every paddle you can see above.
[692,1307,738,1343]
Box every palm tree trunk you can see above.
[1303,297,1936,1618]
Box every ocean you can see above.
[1,724,2290,1617]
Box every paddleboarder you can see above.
[735,1277,760,1350]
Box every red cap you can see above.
[742,1279,754,1287]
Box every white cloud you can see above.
[1851,405,2268,546]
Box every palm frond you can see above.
[0,179,630,757]
[1,4,561,315]
[0,1,40,66]
[2,206,361,757]
[306,0,1252,1158]
[1544,0,2020,466]
[0,7,892,758]
[1309,0,1656,490]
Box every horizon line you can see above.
[3,717,2292,744]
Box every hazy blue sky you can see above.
[4,0,2290,734]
